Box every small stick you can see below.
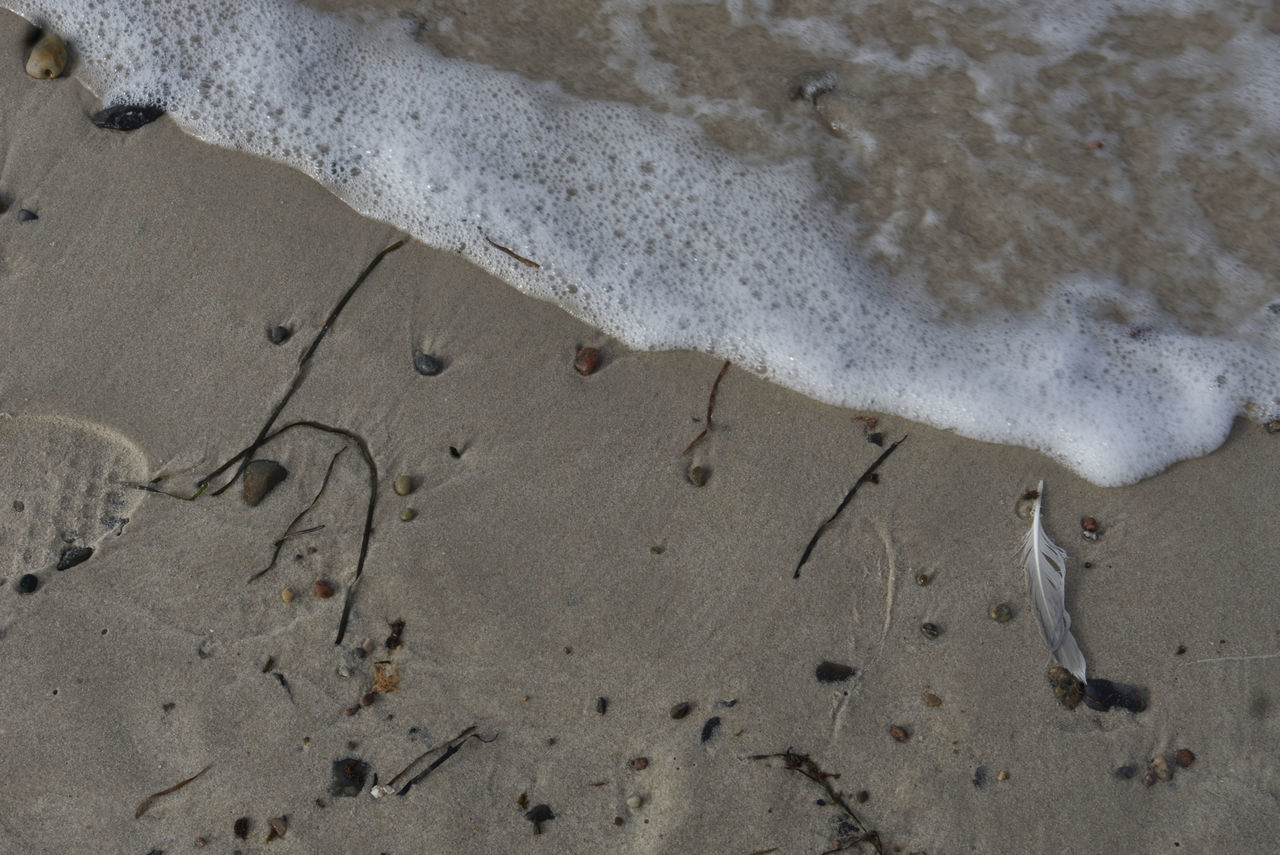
[683,360,731,455]
[749,751,882,854]
[389,726,494,796]
[794,437,905,578]
[249,447,347,583]
[134,763,213,819]
[484,235,541,268]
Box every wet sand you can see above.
[2,11,1278,854]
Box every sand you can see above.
[2,11,1278,854]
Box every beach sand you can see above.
[2,11,1278,853]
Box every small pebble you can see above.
[625,795,643,809]
[688,465,708,487]
[814,661,855,683]
[267,325,291,344]
[1048,666,1083,710]
[596,697,608,715]
[314,579,335,598]
[280,587,295,603]
[1175,748,1196,768]
[233,817,250,839]
[242,459,287,506]
[400,507,416,521]
[923,692,942,707]
[1152,756,1172,782]
[915,573,931,586]
[17,573,39,594]
[1081,517,1100,533]
[669,702,691,719]
[920,622,940,640]
[997,770,1009,782]
[268,816,287,838]
[989,603,1013,623]
[361,638,376,654]
[700,716,722,743]
[393,474,414,496]
[628,757,649,771]
[92,103,165,130]
[57,546,93,571]
[360,692,376,707]
[25,32,67,79]
[18,209,38,222]
[972,766,988,788]
[524,803,555,834]
[890,724,909,742]
[574,346,601,375]
[1143,770,1157,787]
[1114,765,1136,780]
[413,351,443,376]
[855,790,869,803]
[370,784,393,799]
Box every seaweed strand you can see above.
[248,446,347,583]
[683,359,731,455]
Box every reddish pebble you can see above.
[269,816,287,838]
[890,725,909,742]
[344,705,359,716]
[574,347,601,375]
[1081,517,1100,533]
[1176,748,1196,768]
[628,757,649,771]
[314,580,334,598]
[361,692,376,707]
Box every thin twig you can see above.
[484,235,541,268]
[683,360,731,455]
[389,726,495,797]
[794,437,905,578]
[249,446,347,583]
[134,763,213,819]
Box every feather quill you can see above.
[1019,481,1087,682]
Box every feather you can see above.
[1019,481,1087,682]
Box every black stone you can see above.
[814,660,855,683]
[92,103,165,131]
[524,804,555,823]
[866,432,884,446]
[329,757,369,797]
[1114,765,1137,779]
[57,545,93,571]
[267,325,291,344]
[18,209,37,222]
[414,351,443,376]
[1082,677,1147,713]
[596,696,607,715]
[700,716,722,743]
[17,573,38,594]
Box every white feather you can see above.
[1019,481,1087,682]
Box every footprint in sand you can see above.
[1,414,148,581]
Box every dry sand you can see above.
[1,11,1278,854]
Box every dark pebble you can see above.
[890,724,909,742]
[596,696,608,715]
[233,817,250,839]
[57,545,93,571]
[688,465,708,487]
[267,325,291,344]
[1082,677,1147,713]
[920,622,940,640]
[11,500,23,511]
[915,572,931,586]
[242,459,287,506]
[1048,666,1084,710]
[1175,748,1196,768]
[360,692,376,708]
[574,346,601,375]
[314,580,335,599]
[972,765,988,788]
[628,757,649,771]
[855,790,869,803]
[700,716,722,743]
[329,757,369,797]
[1114,765,1136,779]
[91,103,165,130]
[525,803,555,834]
[413,351,443,376]
[814,660,855,683]
[18,209,38,221]
[866,431,884,446]
[669,701,691,719]
[17,573,39,594]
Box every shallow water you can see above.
[7,0,1279,483]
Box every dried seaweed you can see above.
[133,763,212,819]
[793,437,905,578]
[483,235,541,268]
[748,751,882,854]
[683,360,731,455]
[248,447,347,583]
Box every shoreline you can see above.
[2,12,1278,853]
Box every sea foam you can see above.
[6,0,1279,485]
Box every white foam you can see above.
[6,0,1279,485]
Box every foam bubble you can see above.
[6,0,1279,485]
